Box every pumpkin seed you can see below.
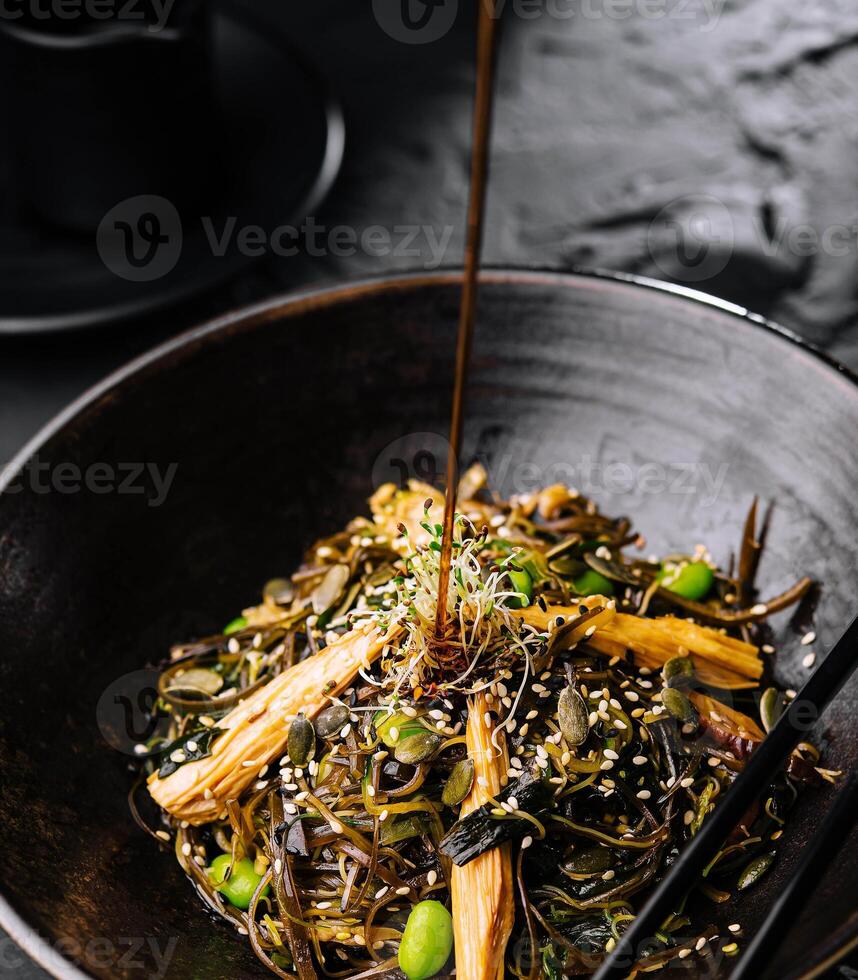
[661,688,699,725]
[738,851,775,890]
[394,731,441,765]
[166,667,223,697]
[314,704,351,740]
[759,687,782,733]
[287,713,316,767]
[583,553,641,586]
[558,684,589,746]
[311,564,350,615]
[263,577,294,605]
[545,535,583,560]
[548,556,587,578]
[562,846,613,875]
[442,758,475,806]
[662,656,694,688]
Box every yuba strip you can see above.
[450,693,513,980]
[148,624,393,824]
[519,600,761,689]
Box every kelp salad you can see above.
[131,467,835,979]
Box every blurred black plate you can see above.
[0,4,344,334]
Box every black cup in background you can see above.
[1,0,223,233]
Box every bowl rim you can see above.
[1,266,857,980]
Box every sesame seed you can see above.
[751,603,768,616]
[329,819,344,834]
[401,705,418,718]
[603,748,619,760]
[801,631,816,646]
[508,796,520,810]
[601,870,615,881]
[637,790,651,800]
[678,949,691,959]
[427,870,438,886]
[633,755,647,765]
[156,830,170,842]
[375,885,388,899]
[600,760,614,771]
[203,788,214,800]
[708,756,720,767]
[521,835,533,849]
[680,777,694,788]
[624,691,639,702]
[395,886,410,896]
[684,810,695,825]
[181,842,192,857]
[762,643,775,654]
[728,923,741,933]
[316,901,332,910]
[802,651,816,668]
[388,726,399,742]
[378,809,389,821]
[695,937,707,951]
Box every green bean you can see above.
[659,561,714,601]
[208,854,269,910]
[398,900,454,979]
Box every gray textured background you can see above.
[2,0,858,975]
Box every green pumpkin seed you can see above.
[166,667,223,697]
[442,758,475,806]
[661,688,699,725]
[287,713,316,767]
[314,704,351,740]
[311,564,350,615]
[263,577,294,605]
[394,731,441,765]
[545,536,582,560]
[759,687,782,733]
[548,556,587,578]
[562,846,613,875]
[583,553,641,586]
[558,684,589,746]
[738,851,775,890]
[662,656,694,688]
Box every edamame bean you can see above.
[505,566,533,608]
[659,561,714,601]
[207,854,268,910]
[572,569,614,597]
[223,616,248,635]
[398,900,454,980]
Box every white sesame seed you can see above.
[684,810,695,825]
[603,749,619,760]
[728,923,741,934]
[521,835,533,850]
[624,691,639,702]
[802,651,816,668]
[678,949,691,959]
[156,830,170,842]
[680,777,694,788]
[186,741,198,753]
[379,809,389,821]
[401,705,417,718]
[395,886,410,896]
[636,790,651,800]
[375,885,388,899]
[181,842,192,857]
[751,603,768,615]
[427,870,438,886]
[601,869,615,881]
[329,819,344,834]
[762,643,775,654]
[203,788,213,800]
[801,631,816,646]
[632,755,647,765]
[600,760,614,771]
[316,901,332,910]
[695,937,707,951]
[508,796,519,810]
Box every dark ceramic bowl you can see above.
[1,270,856,979]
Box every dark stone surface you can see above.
[3,1,858,976]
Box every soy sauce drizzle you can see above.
[434,0,500,643]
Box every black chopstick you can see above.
[592,613,858,980]
[729,771,858,980]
